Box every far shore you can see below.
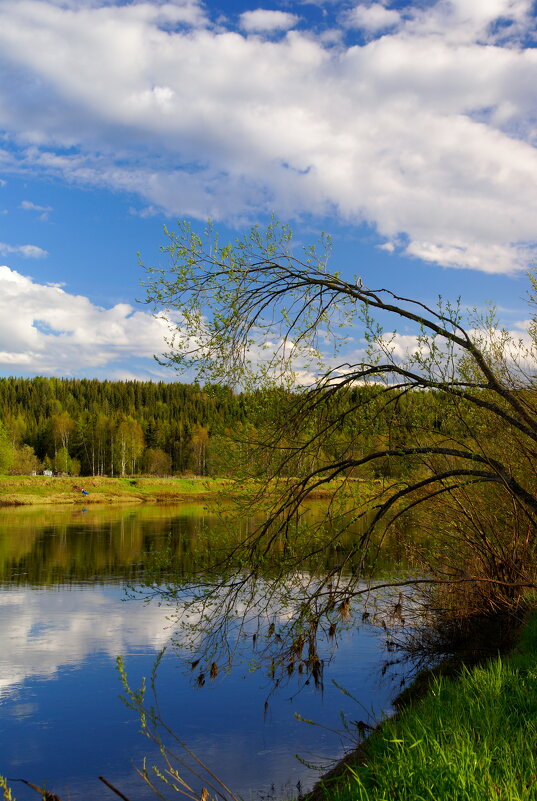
[0,474,235,506]
[0,474,345,507]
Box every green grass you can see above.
[0,474,234,505]
[319,612,537,801]
[0,474,378,506]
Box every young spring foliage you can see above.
[142,220,537,651]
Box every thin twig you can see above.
[99,776,134,801]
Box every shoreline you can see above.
[1,478,533,801]
[0,474,340,507]
[307,610,536,801]
[0,475,230,506]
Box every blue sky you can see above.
[0,0,536,380]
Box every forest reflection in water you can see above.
[0,503,423,801]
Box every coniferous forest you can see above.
[0,375,455,480]
[0,377,248,477]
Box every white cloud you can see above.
[344,4,401,33]
[408,0,533,45]
[404,240,535,274]
[20,198,53,220]
[358,318,537,374]
[128,203,161,218]
[0,0,536,272]
[0,242,48,258]
[239,9,300,33]
[20,200,51,212]
[0,586,172,700]
[0,265,174,378]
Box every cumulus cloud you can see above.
[239,9,300,33]
[407,0,534,45]
[0,0,536,272]
[354,317,537,372]
[344,4,401,33]
[0,586,173,700]
[0,265,174,378]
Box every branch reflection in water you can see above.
[0,503,424,801]
[120,500,427,800]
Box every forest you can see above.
[0,376,247,477]
[0,375,451,480]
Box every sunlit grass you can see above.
[320,612,537,801]
[0,474,233,505]
[0,474,380,507]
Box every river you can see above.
[0,503,419,801]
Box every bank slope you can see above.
[318,613,537,801]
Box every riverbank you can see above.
[0,474,357,506]
[313,610,537,801]
[0,474,233,505]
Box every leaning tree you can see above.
[141,220,537,671]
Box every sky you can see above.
[0,0,536,381]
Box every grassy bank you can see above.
[0,474,371,506]
[0,474,234,506]
[315,612,537,801]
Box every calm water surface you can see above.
[0,504,415,801]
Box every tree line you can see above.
[0,376,248,477]
[0,374,460,480]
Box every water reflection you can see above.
[0,502,412,585]
[0,586,172,701]
[0,504,416,801]
[0,504,218,584]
